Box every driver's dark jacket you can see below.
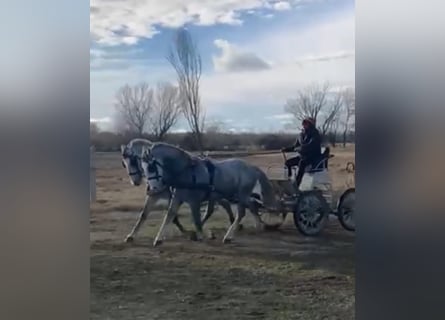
[283,127,322,161]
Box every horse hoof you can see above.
[189,232,199,241]
[222,238,232,244]
[189,230,204,242]
[256,224,264,231]
[124,236,134,243]
[153,239,163,247]
[207,230,216,240]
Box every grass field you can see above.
[90,146,355,320]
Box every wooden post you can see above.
[90,146,96,203]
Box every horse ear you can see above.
[141,146,150,159]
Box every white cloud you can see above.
[90,117,113,130]
[91,0,305,46]
[171,128,188,133]
[296,50,355,64]
[251,12,355,63]
[265,113,293,120]
[212,39,271,72]
[90,116,111,123]
[274,1,291,11]
[200,12,355,110]
[201,59,354,110]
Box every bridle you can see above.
[122,152,143,177]
[145,158,165,183]
[141,154,172,195]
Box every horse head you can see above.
[120,138,153,186]
[142,143,194,191]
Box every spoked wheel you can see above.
[293,191,329,236]
[337,188,355,231]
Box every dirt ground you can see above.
[90,146,355,320]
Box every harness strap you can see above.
[165,158,218,196]
[204,159,215,191]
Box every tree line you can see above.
[90,125,355,152]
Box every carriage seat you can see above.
[305,147,334,173]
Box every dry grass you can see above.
[91,147,355,320]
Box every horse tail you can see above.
[254,167,278,209]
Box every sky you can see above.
[90,0,355,133]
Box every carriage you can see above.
[257,147,355,236]
[121,139,355,245]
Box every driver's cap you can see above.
[302,117,316,126]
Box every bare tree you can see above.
[328,113,341,147]
[284,82,330,123]
[284,82,343,138]
[150,82,181,141]
[341,88,355,147]
[319,91,343,137]
[167,28,205,152]
[114,82,153,136]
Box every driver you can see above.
[281,117,322,191]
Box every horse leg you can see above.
[220,199,244,231]
[222,204,246,244]
[190,200,205,241]
[125,195,156,243]
[217,199,234,224]
[249,201,263,231]
[153,191,181,247]
[172,215,187,234]
[202,198,241,231]
[201,199,215,227]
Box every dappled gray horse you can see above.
[120,138,236,242]
[141,142,280,245]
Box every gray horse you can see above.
[141,142,280,245]
[120,138,237,243]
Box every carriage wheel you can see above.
[293,191,329,236]
[337,188,355,231]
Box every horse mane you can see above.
[151,142,195,173]
[128,138,153,148]
[122,138,154,155]
[152,142,193,159]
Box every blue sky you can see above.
[90,0,355,132]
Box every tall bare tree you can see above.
[328,112,342,147]
[341,88,355,147]
[167,28,205,152]
[150,82,181,141]
[284,82,343,138]
[284,82,330,123]
[319,91,343,137]
[114,82,153,136]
